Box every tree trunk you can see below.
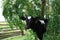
[41,0,46,19]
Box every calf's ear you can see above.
[20,16,26,20]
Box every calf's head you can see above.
[20,16,48,29]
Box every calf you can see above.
[20,16,48,40]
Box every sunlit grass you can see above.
[2,36,23,40]
[0,23,60,40]
[2,29,36,40]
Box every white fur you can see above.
[28,16,31,19]
[39,20,45,24]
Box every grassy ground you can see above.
[2,29,35,40]
[0,23,35,40]
[2,36,23,40]
[2,35,35,40]
[0,22,60,40]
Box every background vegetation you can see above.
[2,0,60,40]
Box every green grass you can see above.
[0,23,60,40]
[0,26,35,40]
[2,36,24,40]
[2,35,35,40]
[0,26,9,28]
[2,29,36,40]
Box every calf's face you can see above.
[25,16,32,29]
[25,16,39,29]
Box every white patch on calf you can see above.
[39,20,45,24]
[27,16,31,19]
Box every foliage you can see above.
[2,0,60,40]
[3,0,42,30]
[43,0,60,40]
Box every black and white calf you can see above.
[20,16,48,40]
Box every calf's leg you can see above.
[37,33,43,40]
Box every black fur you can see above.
[20,16,48,40]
